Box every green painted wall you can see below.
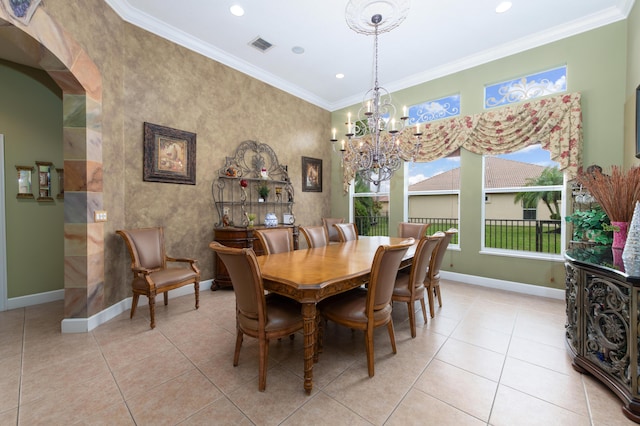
[0,60,64,298]
[624,1,640,170]
[330,21,628,290]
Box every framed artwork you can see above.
[636,85,640,158]
[301,156,322,192]
[16,165,33,199]
[35,161,53,202]
[143,122,196,185]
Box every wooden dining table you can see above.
[256,236,416,394]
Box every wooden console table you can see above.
[565,247,640,423]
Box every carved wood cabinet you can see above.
[211,225,298,290]
[565,248,640,423]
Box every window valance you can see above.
[341,92,582,192]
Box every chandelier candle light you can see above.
[331,0,421,187]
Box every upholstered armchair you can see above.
[116,227,200,329]
[209,241,303,391]
[397,222,431,239]
[299,225,329,248]
[425,229,458,317]
[392,235,442,337]
[333,222,359,242]
[254,227,295,255]
[318,238,414,377]
[322,217,344,243]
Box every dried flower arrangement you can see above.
[575,165,640,223]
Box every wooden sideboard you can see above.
[565,247,640,423]
[211,225,298,290]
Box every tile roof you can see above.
[409,157,546,191]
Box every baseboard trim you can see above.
[7,289,65,310]
[440,271,564,300]
[13,273,561,333]
[60,279,212,333]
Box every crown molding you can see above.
[106,0,632,112]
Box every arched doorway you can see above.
[0,6,105,327]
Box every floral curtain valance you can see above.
[341,92,582,192]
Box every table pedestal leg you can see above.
[302,303,315,394]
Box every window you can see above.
[352,174,389,236]
[407,94,460,125]
[484,65,567,109]
[406,154,460,245]
[482,145,564,256]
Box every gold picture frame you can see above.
[16,165,34,199]
[301,156,322,192]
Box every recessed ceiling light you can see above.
[495,1,512,13]
[230,5,245,17]
[291,46,305,54]
[336,73,345,79]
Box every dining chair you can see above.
[425,229,458,317]
[116,227,200,329]
[322,217,345,242]
[392,235,443,338]
[299,225,329,248]
[254,227,295,255]
[333,222,359,242]
[209,241,303,391]
[397,222,431,239]
[318,238,415,377]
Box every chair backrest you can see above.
[334,223,358,242]
[209,241,266,328]
[322,217,344,242]
[299,225,329,248]
[254,227,294,255]
[428,229,457,278]
[397,222,430,239]
[409,235,443,289]
[116,227,166,270]
[368,238,414,312]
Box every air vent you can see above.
[250,37,273,52]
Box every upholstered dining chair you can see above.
[318,238,414,377]
[333,222,359,242]
[322,217,344,243]
[254,227,295,255]
[299,225,329,248]
[209,242,303,391]
[425,229,458,317]
[397,222,431,239]
[116,227,200,329]
[392,235,443,338]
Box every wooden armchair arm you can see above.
[132,266,153,275]
[166,256,200,275]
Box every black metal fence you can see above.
[484,219,562,254]
[354,216,561,254]
[408,217,459,244]
[355,214,389,236]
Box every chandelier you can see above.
[331,0,422,187]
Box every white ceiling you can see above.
[105,1,632,111]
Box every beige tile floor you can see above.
[0,280,636,425]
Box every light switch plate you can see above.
[94,210,108,222]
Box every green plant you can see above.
[247,213,256,221]
[565,207,613,245]
[256,183,270,199]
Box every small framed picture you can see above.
[301,156,322,192]
[143,122,196,185]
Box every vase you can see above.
[622,202,640,276]
[612,221,628,270]
[264,212,278,227]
